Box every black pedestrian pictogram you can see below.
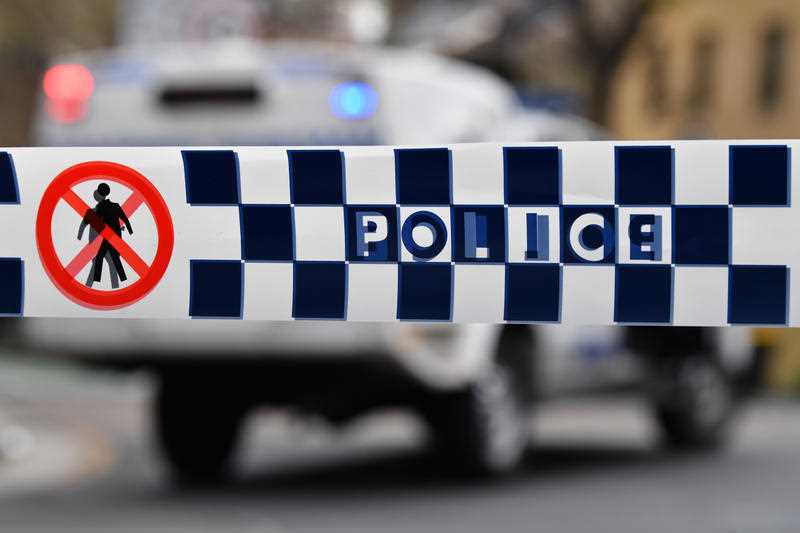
[77,183,133,287]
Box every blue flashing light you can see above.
[329,81,378,120]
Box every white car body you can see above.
[24,39,753,396]
[35,39,514,147]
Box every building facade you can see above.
[609,0,800,139]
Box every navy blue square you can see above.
[0,258,23,315]
[728,265,787,324]
[451,206,506,262]
[614,265,672,323]
[560,206,616,264]
[503,147,560,205]
[395,148,451,205]
[240,205,293,261]
[189,260,242,318]
[345,206,398,261]
[673,206,729,265]
[288,150,344,205]
[730,145,789,206]
[504,264,560,322]
[293,262,347,319]
[182,150,240,205]
[398,263,452,320]
[0,153,19,203]
[615,146,673,205]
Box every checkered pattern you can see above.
[178,142,793,325]
[0,152,23,316]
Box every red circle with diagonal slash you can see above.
[36,161,174,310]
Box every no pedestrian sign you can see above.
[35,161,174,310]
[0,142,793,326]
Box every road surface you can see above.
[0,357,799,533]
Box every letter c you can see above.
[569,213,612,262]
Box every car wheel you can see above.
[651,354,736,450]
[427,361,529,475]
[154,373,246,484]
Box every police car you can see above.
[22,39,754,481]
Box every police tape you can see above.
[0,141,793,326]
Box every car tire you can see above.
[154,373,246,484]
[651,353,736,450]
[427,360,529,475]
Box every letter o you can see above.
[402,211,448,260]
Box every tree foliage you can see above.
[564,0,656,124]
[0,0,117,144]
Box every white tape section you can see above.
[0,141,795,326]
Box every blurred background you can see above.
[2,0,800,532]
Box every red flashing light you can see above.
[43,64,95,124]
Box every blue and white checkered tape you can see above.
[0,141,796,325]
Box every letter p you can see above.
[355,211,389,259]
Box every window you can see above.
[687,34,716,112]
[760,24,787,110]
[644,39,669,116]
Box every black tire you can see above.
[651,354,736,450]
[154,373,247,484]
[426,357,530,475]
